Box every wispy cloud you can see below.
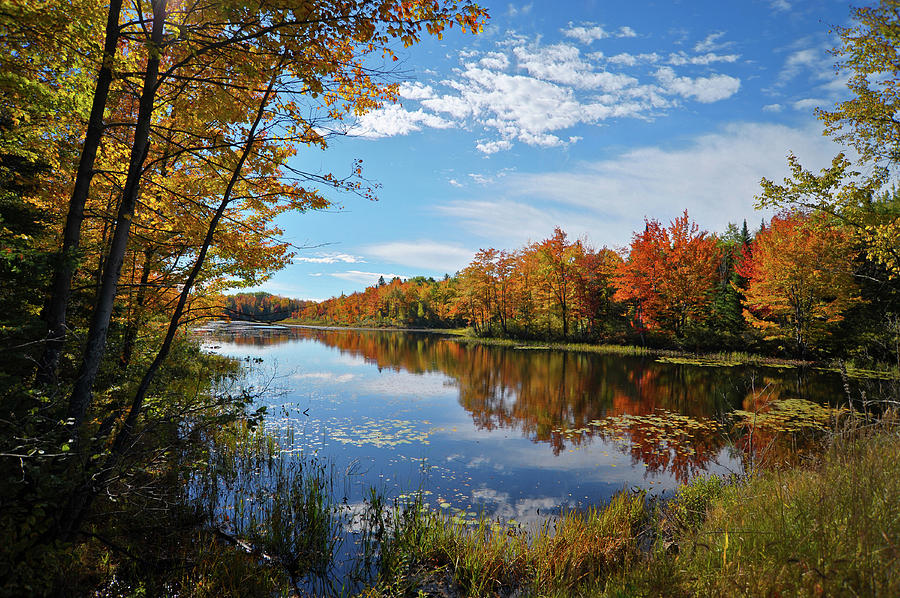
[436,122,844,248]
[667,51,740,66]
[294,252,365,264]
[655,67,741,103]
[562,23,637,44]
[507,2,533,17]
[777,47,821,85]
[330,270,406,285]
[348,104,452,138]
[693,32,731,53]
[792,98,825,111]
[364,241,473,272]
[771,0,792,12]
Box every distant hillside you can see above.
[224,292,312,322]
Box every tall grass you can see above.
[605,410,900,597]
[361,490,649,597]
[357,410,900,597]
[189,421,349,595]
[184,401,900,597]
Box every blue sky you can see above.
[258,0,854,301]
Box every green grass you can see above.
[448,334,813,368]
[606,413,900,597]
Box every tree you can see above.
[3,0,488,547]
[759,1,900,278]
[711,221,752,336]
[34,0,486,435]
[614,211,720,337]
[572,246,622,337]
[736,212,859,355]
[535,228,583,339]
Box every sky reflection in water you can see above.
[200,323,846,525]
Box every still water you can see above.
[200,323,846,525]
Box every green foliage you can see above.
[665,475,730,533]
[0,135,53,374]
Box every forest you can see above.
[0,0,486,594]
[1,0,899,595]
[292,207,900,362]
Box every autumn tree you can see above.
[37,0,483,425]
[736,212,859,355]
[758,1,900,279]
[534,228,583,339]
[572,246,623,337]
[2,0,488,553]
[614,211,720,337]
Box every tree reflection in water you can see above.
[200,323,848,482]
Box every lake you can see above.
[199,323,849,527]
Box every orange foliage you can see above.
[736,212,859,354]
[614,211,720,336]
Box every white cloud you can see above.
[348,104,452,138]
[475,139,513,154]
[364,241,473,272]
[771,0,791,12]
[436,199,574,243]
[562,24,610,44]
[668,51,740,66]
[563,23,637,44]
[448,178,463,188]
[507,2,533,17]
[435,122,845,248]
[776,48,822,86]
[607,52,660,66]
[655,67,741,103]
[479,52,509,70]
[694,32,729,53]
[763,103,784,112]
[294,252,365,264]
[346,29,746,153]
[513,43,637,90]
[397,82,435,100]
[792,98,824,111]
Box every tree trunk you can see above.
[62,57,281,537]
[37,0,123,385]
[120,248,154,370]
[67,0,168,433]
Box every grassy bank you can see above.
[362,412,900,597]
[432,330,819,369]
[39,403,898,596]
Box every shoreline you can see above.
[214,319,896,376]
[270,320,816,368]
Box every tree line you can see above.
[294,207,897,361]
[224,292,313,322]
[292,1,900,364]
